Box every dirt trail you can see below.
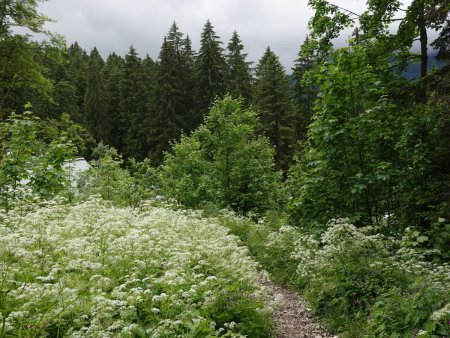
[268,282,337,338]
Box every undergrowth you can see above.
[0,198,275,337]
[215,211,450,337]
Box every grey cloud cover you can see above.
[39,0,369,70]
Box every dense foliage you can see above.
[287,45,400,230]
[161,97,280,214]
[0,198,274,337]
[219,214,449,337]
[0,111,77,210]
[1,0,449,336]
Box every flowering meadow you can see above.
[0,198,274,337]
[218,213,450,337]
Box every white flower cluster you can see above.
[290,219,450,284]
[0,198,270,337]
[286,218,450,333]
[430,302,450,321]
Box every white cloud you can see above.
[38,0,416,71]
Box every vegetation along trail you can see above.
[1,0,449,337]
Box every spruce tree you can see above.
[167,22,193,127]
[141,53,158,112]
[84,47,110,143]
[53,80,79,119]
[225,31,253,102]
[119,46,148,159]
[103,53,125,151]
[254,47,295,171]
[149,37,185,165]
[65,42,89,123]
[144,23,195,165]
[193,20,227,128]
[167,22,183,54]
[180,34,195,131]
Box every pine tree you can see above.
[180,34,195,131]
[84,47,110,143]
[193,20,227,129]
[65,42,89,123]
[103,53,124,151]
[225,31,253,102]
[119,46,148,159]
[254,47,295,171]
[141,53,158,110]
[149,37,185,165]
[167,22,193,128]
[292,36,316,140]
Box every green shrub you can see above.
[0,111,76,209]
[188,204,450,337]
[161,96,280,214]
[215,210,303,286]
[77,143,134,206]
[290,219,450,336]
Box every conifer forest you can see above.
[0,0,449,337]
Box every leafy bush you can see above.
[161,96,280,214]
[77,142,133,206]
[128,158,160,207]
[0,198,275,337]
[77,143,159,208]
[286,46,400,231]
[0,111,75,209]
[215,210,303,286]
[290,219,450,336]
[217,212,450,337]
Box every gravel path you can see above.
[269,283,337,338]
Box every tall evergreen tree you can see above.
[147,23,195,165]
[65,42,89,122]
[119,46,148,159]
[53,80,79,119]
[84,47,110,143]
[141,53,158,112]
[193,20,227,128]
[254,47,295,171]
[103,53,124,151]
[180,34,196,130]
[167,22,193,127]
[225,31,253,102]
[149,37,185,165]
[167,22,183,54]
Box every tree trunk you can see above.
[418,3,428,78]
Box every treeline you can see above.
[2,18,311,171]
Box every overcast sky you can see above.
[38,0,373,70]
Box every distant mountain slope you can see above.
[402,52,444,79]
